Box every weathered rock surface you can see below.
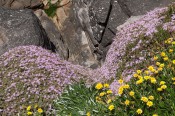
[41,0,174,68]
[36,0,99,68]
[35,9,68,59]
[0,8,54,56]
[0,0,43,9]
[89,0,174,61]
[42,0,100,68]
[0,0,174,69]
[125,0,175,15]
[63,0,100,68]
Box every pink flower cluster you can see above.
[104,7,175,94]
[0,46,95,115]
[1,5,175,115]
[100,8,168,80]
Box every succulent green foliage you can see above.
[53,82,108,116]
[44,0,59,17]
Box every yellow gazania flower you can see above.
[158,67,163,71]
[118,86,124,95]
[166,38,173,44]
[96,96,101,101]
[147,101,153,107]
[150,77,156,84]
[148,96,154,100]
[169,49,173,53]
[138,76,142,79]
[172,41,175,45]
[27,106,31,111]
[99,92,106,97]
[160,81,166,85]
[154,70,158,74]
[107,99,112,104]
[161,85,167,89]
[148,66,155,72]
[172,60,175,65]
[148,66,154,70]
[159,63,164,68]
[108,105,114,111]
[34,104,38,109]
[136,79,142,84]
[168,40,172,44]
[87,112,91,116]
[137,70,142,74]
[104,83,109,88]
[156,62,160,66]
[153,114,158,116]
[161,52,166,57]
[37,108,43,113]
[107,90,113,94]
[141,97,148,102]
[144,76,150,80]
[139,76,143,80]
[124,100,130,106]
[157,88,162,91]
[136,78,144,84]
[118,79,124,84]
[173,82,175,85]
[136,109,143,114]
[172,77,175,81]
[153,56,158,60]
[129,91,135,96]
[152,69,155,72]
[133,73,138,78]
[27,111,33,115]
[163,57,168,61]
[95,83,103,90]
[144,70,149,75]
[167,38,173,41]
[123,84,130,89]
